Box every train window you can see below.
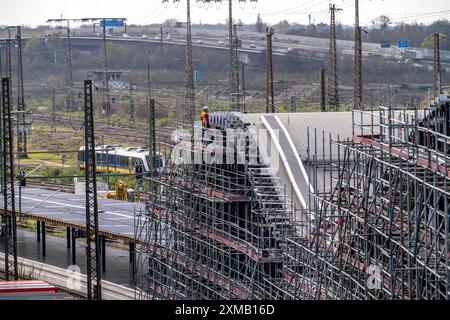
[119,155,128,167]
[108,154,117,166]
[78,151,85,162]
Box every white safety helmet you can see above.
[203,106,209,112]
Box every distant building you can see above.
[87,70,128,91]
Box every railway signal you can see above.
[134,159,144,191]
[18,168,26,187]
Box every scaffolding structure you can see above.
[277,95,450,300]
[135,113,294,299]
[135,94,450,299]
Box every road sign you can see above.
[72,230,88,238]
[134,158,143,181]
[134,158,143,168]
[19,168,26,178]
[398,40,409,48]
[100,19,125,27]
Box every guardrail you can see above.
[0,253,135,300]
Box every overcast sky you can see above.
[0,0,449,27]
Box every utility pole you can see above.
[0,43,3,79]
[290,96,297,113]
[52,87,56,133]
[328,4,342,111]
[102,19,111,124]
[228,0,234,106]
[66,21,74,111]
[0,43,3,194]
[162,1,258,116]
[2,77,18,281]
[320,68,326,112]
[205,1,258,109]
[233,23,241,111]
[47,19,73,111]
[433,33,442,98]
[160,25,164,47]
[147,62,157,189]
[241,62,246,113]
[354,0,363,110]
[128,85,135,124]
[46,18,74,111]
[149,99,156,194]
[46,18,127,120]
[83,80,102,300]
[185,0,196,126]
[4,29,12,81]
[266,27,275,113]
[15,26,27,158]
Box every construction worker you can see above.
[201,105,211,129]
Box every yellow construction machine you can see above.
[107,180,135,202]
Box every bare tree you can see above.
[371,15,392,32]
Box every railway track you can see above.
[25,181,75,193]
[31,113,174,145]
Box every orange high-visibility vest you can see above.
[201,111,209,126]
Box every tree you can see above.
[163,18,178,27]
[371,15,392,32]
[256,13,264,33]
[274,20,290,33]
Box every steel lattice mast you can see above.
[327,4,342,111]
[192,1,257,111]
[47,17,127,119]
[83,80,102,300]
[354,0,363,110]
[16,26,27,158]
[185,0,196,125]
[2,77,18,280]
[266,27,274,113]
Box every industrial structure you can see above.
[1,0,450,302]
[327,4,342,111]
[135,113,294,299]
[134,93,450,299]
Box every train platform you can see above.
[0,229,135,288]
[1,187,146,241]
